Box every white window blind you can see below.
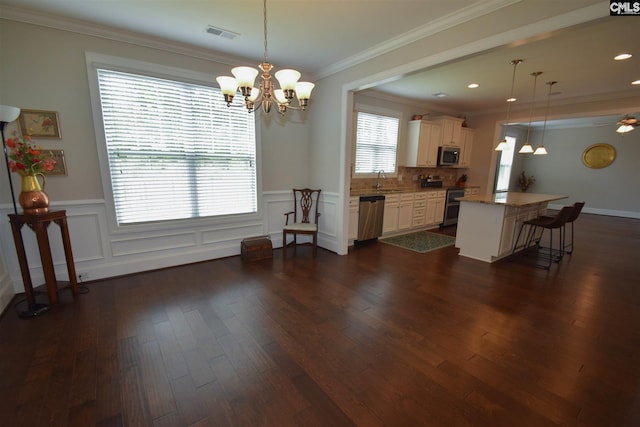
[354,111,399,174]
[96,69,257,225]
[495,136,516,192]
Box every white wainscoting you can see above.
[0,191,342,307]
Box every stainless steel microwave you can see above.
[437,146,459,166]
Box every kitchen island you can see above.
[455,192,567,263]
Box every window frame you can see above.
[85,52,263,233]
[352,105,401,179]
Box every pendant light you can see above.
[616,115,638,134]
[495,59,523,151]
[519,71,542,154]
[533,81,557,155]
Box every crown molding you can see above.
[0,5,249,68]
[315,0,521,79]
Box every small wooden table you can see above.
[8,210,79,309]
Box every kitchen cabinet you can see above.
[412,193,427,227]
[498,206,521,257]
[382,194,399,234]
[425,190,446,225]
[348,196,359,241]
[455,192,566,263]
[404,120,441,167]
[498,204,547,257]
[398,193,414,231]
[382,193,414,234]
[464,187,480,197]
[431,116,464,147]
[459,127,474,168]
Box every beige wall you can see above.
[0,19,313,205]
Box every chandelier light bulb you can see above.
[216,76,238,95]
[274,69,301,90]
[295,82,315,102]
[247,87,261,103]
[273,89,288,105]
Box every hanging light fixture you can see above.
[533,81,557,156]
[216,0,314,115]
[615,115,638,134]
[519,71,542,154]
[495,59,523,151]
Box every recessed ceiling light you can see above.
[614,53,632,60]
[468,83,479,89]
[632,79,640,85]
[506,97,516,102]
[433,92,448,98]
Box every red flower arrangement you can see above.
[5,131,56,175]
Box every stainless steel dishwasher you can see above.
[358,194,385,241]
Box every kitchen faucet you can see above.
[376,170,386,191]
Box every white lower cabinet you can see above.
[383,193,413,234]
[498,203,546,257]
[382,194,399,234]
[348,196,359,241]
[377,190,451,237]
[426,190,446,225]
[398,193,414,231]
[412,193,427,227]
[464,187,480,197]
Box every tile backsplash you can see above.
[350,166,462,193]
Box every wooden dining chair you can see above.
[283,188,321,257]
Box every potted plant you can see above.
[518,171,535,192]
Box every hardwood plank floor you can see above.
[1,213,639,426]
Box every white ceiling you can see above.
[1,0,639,124]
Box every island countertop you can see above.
[457,192,567,207]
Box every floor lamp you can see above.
[0,105,20,214]
[0,105,50,317]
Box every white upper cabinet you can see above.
[459,127,474,168]
[430,116,464,147]
[404,120,441,167]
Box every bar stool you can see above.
[516,205,576,269]
[539,202,585,254]
[564,202,585,254]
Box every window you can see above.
[353,110,399,175]
[495,136,516,192]
[95,68,257,225]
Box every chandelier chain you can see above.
[263,0,268,64]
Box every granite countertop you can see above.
[351,185,478,197]
[457,192,567,207]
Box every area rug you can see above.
[380,231,456,253]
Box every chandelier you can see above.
[216,0,314,115]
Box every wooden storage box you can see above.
[241,236,273,261]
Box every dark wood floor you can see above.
[1,213,640,426]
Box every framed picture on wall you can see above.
[18,109,62,139]
[45,149,67,176]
